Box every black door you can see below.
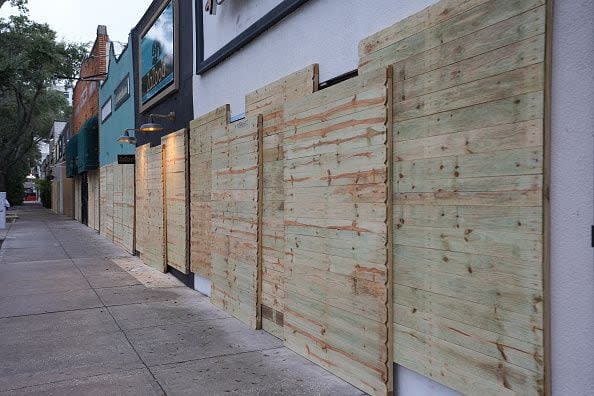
[81,172,88,225]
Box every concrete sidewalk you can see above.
[0,205,362,395]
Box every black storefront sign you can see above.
[117,154,135,164]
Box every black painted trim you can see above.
[195,0,310,75]
[168,265,195,288]
[195,0,204,68]
[318,69,358,90]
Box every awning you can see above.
[77,116,99,173]
[65,134,78,178]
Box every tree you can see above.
[0,14,86,192]
[0,0,28,13]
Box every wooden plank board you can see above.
[282,67,393,396]
[99,164,113,240]
[87,170,100,231]
[100,163,135,254]
[189,105,230,278]
[162,129,188,274]
[359,0,545,73]
[358,0,549,394]
[245,65,319,339]
[135,143,165,272]
[210,115,261,329]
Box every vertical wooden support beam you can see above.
[185,128,191,274]
[385,65,394,395]
[543,1,553,394]
[256,114,264,330]
[133,162,137,254]
[162,143,168,270]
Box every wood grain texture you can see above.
[210,116,261,329]
[282,67,393,396]
[189,105,230,278]
[135,144,166,272]
[100,163,134,254]
[360,0,548,394]
[245,65,319,338]
[87,170,100,231]
[162,129,189,274]
[99,165,114,240]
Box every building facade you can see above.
[57,1,593,395]
[132,0,194,147]
[98,36,137,253]
[188,1,594,395]
[70,25,109,228]
[49,121,74,216]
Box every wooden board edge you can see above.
[162,143,168,273]
[256,114,264,330]
[543,0,553,395]
[312,63,320,92]
[185,128,191,275]
[385,65,395,396]
[190,104,231,129]
[133,162,137,254]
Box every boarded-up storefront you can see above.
[99,163,135,253]
[184,0,551,394]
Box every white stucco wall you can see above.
[192,0,594,394]
[550,1,594,395]
[193,0,436,116]
[202,0,282,58]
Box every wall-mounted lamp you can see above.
[139,111,175,133]
[117,129,137,144]
[205,0,225,15]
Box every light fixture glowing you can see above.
[138,122,164,133]
[139,112,175,133]
[117,129,137,144]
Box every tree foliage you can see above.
[0,13,86,193]
[0,0,28,13]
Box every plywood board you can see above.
[99,165,113,240]
[135,144,166,272]
[359,0,548,394]
[245,64,318,338]
[162,129,189,274]
[113,163,135,253]
[281,67,393,396]
[74,176,81,222]
[87,170,100,231]
[100,163,134,254]
[189,105,230,278]
[210,115,262,329]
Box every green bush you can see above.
[36,179,51,208]
[6,167,27,206]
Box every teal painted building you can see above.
[99,36,135,166]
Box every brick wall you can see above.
[72,26,109,135]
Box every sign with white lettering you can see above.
[140,0,174,105]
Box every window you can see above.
[101,97,112,123]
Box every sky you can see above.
[0,0,154,44]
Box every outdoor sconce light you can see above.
[117,129,137,144]
[139,111,176,133]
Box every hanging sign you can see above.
[117,154,135,164]
[140,0,175,105]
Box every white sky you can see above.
[0,0,154,44]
